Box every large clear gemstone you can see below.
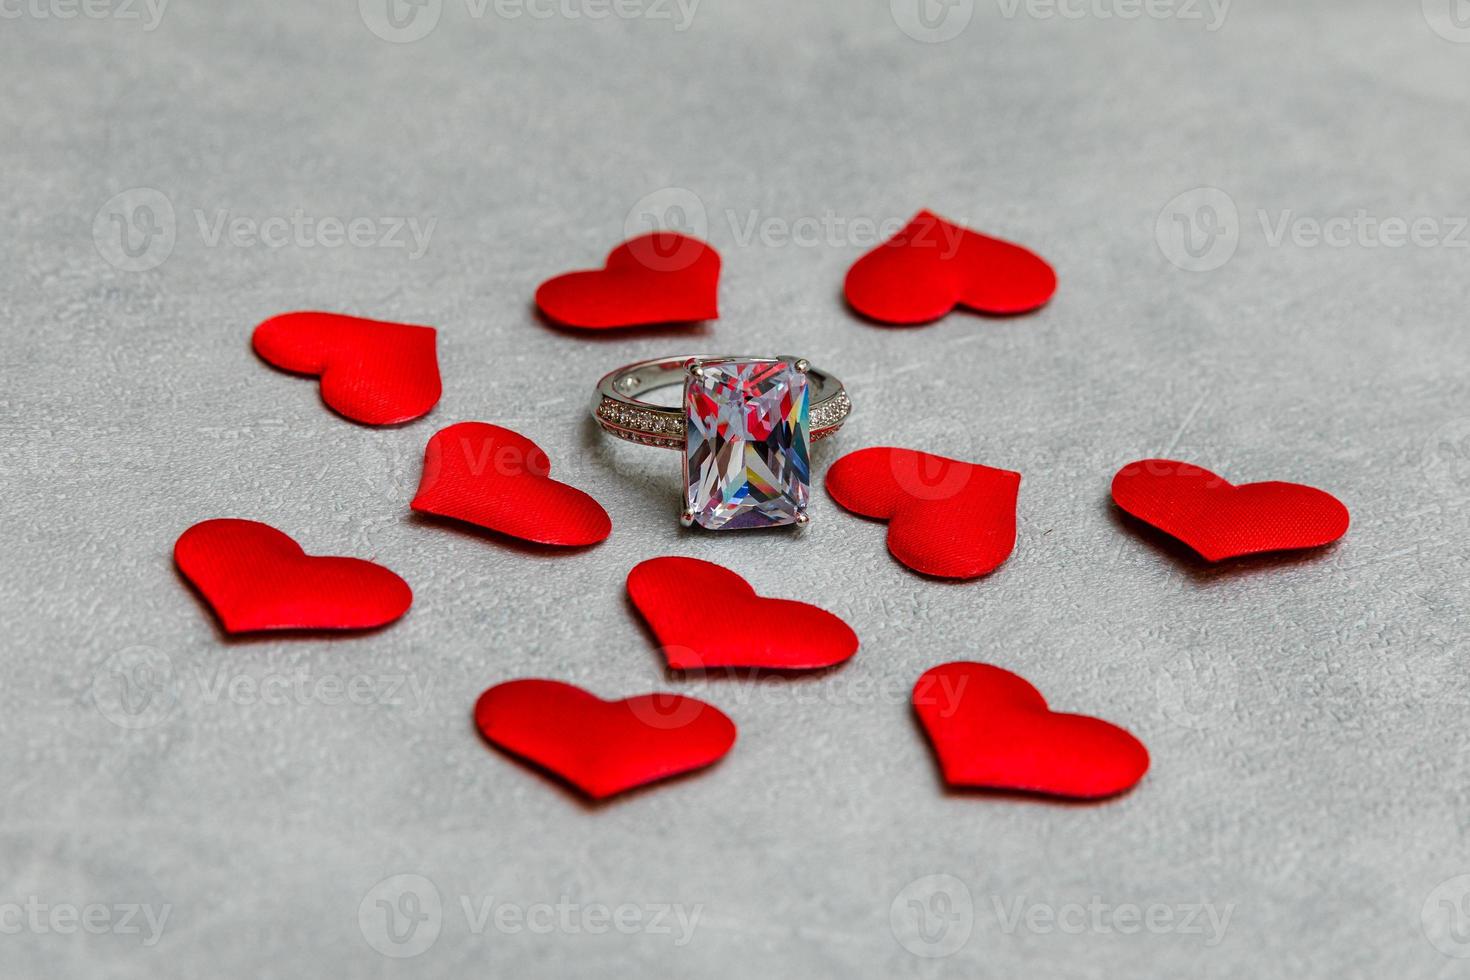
[683,359,810,530]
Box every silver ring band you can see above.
[593,354,852,449]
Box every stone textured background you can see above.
[4,0,1470,975]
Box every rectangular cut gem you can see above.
[683,359,810,530]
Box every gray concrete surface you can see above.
[4,0,1470,976]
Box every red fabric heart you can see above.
[411,422,611,547]
[474,679,736,799]
[626,556,858,670]
[535,232,720,329]
[1111,459,1349,562]
[844,210,1056,325]
[252,311,441,425]
[825,447,1020,579]
[913,662,1149,800]
[174,519,412,633]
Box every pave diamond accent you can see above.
[683,359,809,530]
[809,390,851,431]
[595,398,685,447]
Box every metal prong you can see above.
[686,361,705,379]
[794,358,810,373]
[680,509,695,528]
[794,511,811,526]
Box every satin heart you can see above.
[411,422,611,547]
[825,446,1020,579]
[252,311,441,425]
[1111,459,1349,562]
[174,519,412,633]
[626,556,858,670]
[535,232,720,329]
[913,662,1149,800]
[844,210,1055,325]
[474,679,736,799]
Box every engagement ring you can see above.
[593,355,852,531]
